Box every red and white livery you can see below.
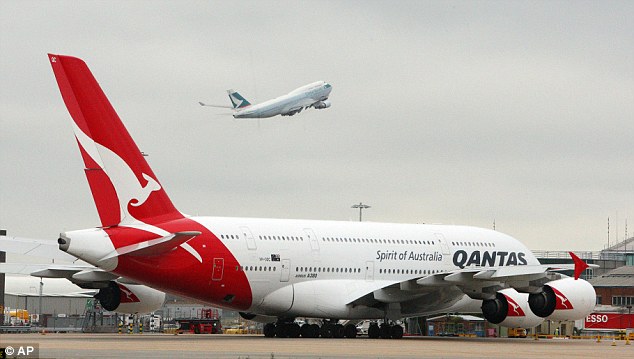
[2,54,598,338]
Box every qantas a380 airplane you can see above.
[199,81,332,118]
[7,54,596,339]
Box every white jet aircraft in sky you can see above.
[199,81,332,118]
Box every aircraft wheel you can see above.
[288,323,301,338]
[263,323,276,338]
[333,324,345,338]
[320,324,333,338]
[300,324,313,338]
[368,323,380,339]
[344,324,357,338]
[379,323,391,339]
[310,324,320,338]
[390,325,404,339]
[275,323,289,338]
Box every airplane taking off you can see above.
[1,54,596,340]
[199,81,332,118]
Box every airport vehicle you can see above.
[199,81,332,118]
[1,54,596,339]
[175,309,222,334]
[147,314,161,332]
[508,327,527,338]
[7,309,30,326]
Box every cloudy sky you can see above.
[1,1,632,251]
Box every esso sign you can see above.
[586,314,609,323]
[584,313,634,329]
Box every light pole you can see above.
[351,202,371,222]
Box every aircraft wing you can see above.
[0,234,119,288]
[4,274,97,297]
[0,262,92,276]
[281,98,319,116]
[347,255,596,308]
[0,235,82,262]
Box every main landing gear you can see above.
[263,320,403,339]
[367,322,403,339]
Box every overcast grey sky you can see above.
[1,0,632,251]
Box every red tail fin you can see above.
[48,54,181,227]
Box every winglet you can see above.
[569,251,589,280]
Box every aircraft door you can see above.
[212,258,224,281]
[365,261,374,281]
[434,233,450,255]
[303,228,320,252]
[240,226,257,250]
[280,259,291,282]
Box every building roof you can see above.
[588,265,634,287]
[605,236,634,252]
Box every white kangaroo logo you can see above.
[119,285,138,302]
[72,122,162,224]
[507,297,523,316]
[555,292,571,309]
[73,123,202,262]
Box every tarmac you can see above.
[1,333,632,359]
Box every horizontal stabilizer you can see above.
[100,231,201,260]
[199,101,232,108]
[71,269,119,282]
[28,264,92,278]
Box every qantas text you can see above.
[452,250,527,269]
[376,250,443,262]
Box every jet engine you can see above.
[528,277,595,321]
[94,281,166,314]
[313,100,331,109]
[481,288,543,328]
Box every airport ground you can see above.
[1,333,632,359]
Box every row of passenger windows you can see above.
[220,233,437,246]
[451,241,496,247]
[237,266,277,272]
[220,233,496,248]
[322,237,434,245]
[235,265,442,276]
[260,235,304,241]
[220,234,306,241]
[296,266,361,273]
[379,268,440,275]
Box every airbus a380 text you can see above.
[199,81,332,118]
[14,54,596,339]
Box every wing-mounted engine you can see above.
[95,281,166,314]
[528,277,595,321]
[312,100,331,109]
[481,288,542,328]
[281,107,303,116]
